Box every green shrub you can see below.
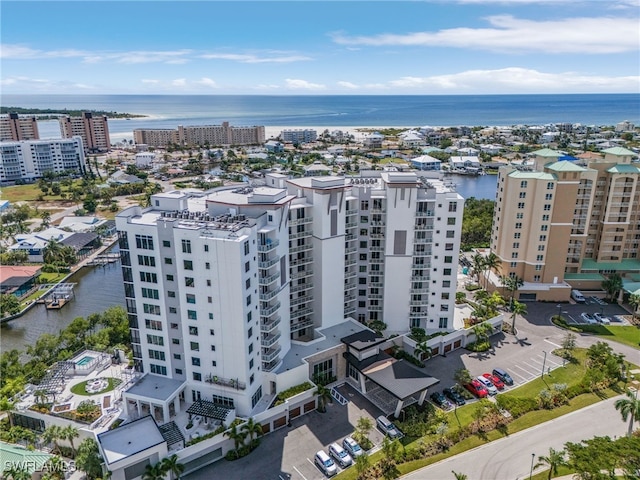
[273,382,313,406]
[465,283,481,292]
[495,395,538,418]
[465,340,491,352]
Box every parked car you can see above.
[593,313,611,325]
[329,442,353,468]
[476,375,498,395]
[492,368,514,386]
[376,415,403,439]
[464,379,489,398]
[430,391,453,409]
[315,450,338,477]
[571,290,586,303]
[443,387,466,406]
[580,312,598,324]
[482,372,505,390]
[590,296,606,306]
[342,436,364,458]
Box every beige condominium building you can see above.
[491,147,639,302]
[133,122,265,148]
[59,112,111,153]
[0,113,40,142]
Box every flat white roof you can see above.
[97,416,165,465]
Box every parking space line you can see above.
[544,339,562,348]
[295,463,310,480]
[514,364,535,377]
[522,360,542,370]
[509,369,530,382]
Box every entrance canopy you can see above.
[344,351,439,401]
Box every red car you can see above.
[482,373,505,390]
[464,379,488,398]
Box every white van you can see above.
[315,450,338,477]
[376,415,402,439]
[571,290,586,303]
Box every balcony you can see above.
[259,272,280,286]
[346,221,358,228]
[260,301,281,317]
[290,282,313,293]
[258,239,280,252]
[411,275,430,282]
[416,211,434,217]
[290,269,313,279]
[413,249,432,256]
[369,258,384,264]
[344,293,356,302]
[291,256,313,267]
[411,288,428,294]
[290,306,313,320]
[346,209,358,216]
[415,224,434,231]
[344,269,357,278]
[369,305,382,311]
[345,246,358,254]
[344,282,357,291]
[204,374,247,390]
[290,243,312,254]
[259,288,280,301]
[261,316,281,333]
[262,346,282,363]
[369,281,384,287]
[290,318,314,332]
[410,299,429,306]
[290,295,312,307]
[289,230,312,239]
[368,293,383,300]
[345,259,357,267]
[344,305,357,316]
[370,245,384,252]
[409,311,427,318]
[261,331,281,348]
[259,257,279,269]
[289,217,312,226]
[412,263,430,269]
[262,358,281,373]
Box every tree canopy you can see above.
[461,198,495,251]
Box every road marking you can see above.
[279,476,286,480]
[294,464,309,480]
[509,369,529,382]
[514,364,535,377]
[521,360,542,371]
[544,339,562,348]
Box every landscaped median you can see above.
[552,314,640,348]
[336,343,637,480]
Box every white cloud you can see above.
[171,78,187,87]
[141,79,160,84]
[196,77,218,88]
[113,50,192,64]
[330,15,639,54]
[387,67,640,93]
[255,84,280,90]
[201,52,311,63]
[284,79,326,90]
[337,81,359,89]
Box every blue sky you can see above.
[1,0,639,95]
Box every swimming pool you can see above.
[76,356,95,366]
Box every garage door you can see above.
[519,293,537,301]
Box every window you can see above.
[511,252,518,259]
[538,245,545,251]
[187,310,197,320]
[145,319,162,331]
[212,395,235,409]
[447,218,456,225]
[139,272,158,283]
[182,239,192,253]
[514,233,521,239]
[245,261,250,272]
[545,193,553,200]
[193,372,202,381]
[141,288,159,300]
[186,294,196,304]
[535,265,542,271]
[185,277,194,287]
[542,215,549,221]
[539,235,547,241]
[162,240,171,248]
[442,280,451,288]
[206,279,211,287]
[211,345,216,351]
[510,262,517,267]
[190,342,199,351]
[515,223,522,229]
[520,181,528,188]
[446,230,455,238]
[533,275,541,282]
[448,202,457,212]
[146,334,164,346]
[204,244,209,252]
[248,327,253,339]
[166,274,174,282]
[164,258,173,265]
[313,359,334,383]
[148,349,165,361]
[137,255,156,267]
[184,260,193,270]
[544,204,551,211]
[169,307,177,314]
[512,242,520,249]
[135,235,154,250]
[172,338,180,345]
[150,364,167,376]
[210,329,215,335]
[444,256,453,264]
[547,182,554,190]
[536,255,544,261]
[173,353,181,360]
[517,202,525,209]
[247,311,252,323]
[191,357,201,366]
[175,369,183,375]
[205,262,210,270]
[248,343,253,354]
[168,291,176,298]
[438,318,448,329]
[245,278,251,289]
[516,213,523,219]
[519,192,526,199]
[246,295,251,306]
[541,225,548,231]
[143,304,160,316]
[170,323,178,329]
[443,268,452,276]
[445,243,454,251]
[249,358,254,370]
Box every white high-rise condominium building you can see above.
[116,172,463,416]
[0,137,87,184]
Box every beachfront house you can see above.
[410,154,441,171]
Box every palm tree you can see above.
[0,396,15,427]
[510,300,528,334]
[61,425,79,455]
[315,384,333,413]
[224,424,247,455]
[241,418,263,446]
[483,252,502,289]
[42,425,63,454]
[472,321,493,344]
[628,293,640,322]
[501,275,524,309]
[601,273,623,303]
[142,462,165,480]
[160,454,184,480]
[471,253,486,285]
[452,471,468,480]
[454,368,472,387]
[534,447,568,480]
[3,465,31,480]
[614,390,640,437]
[414,341,432,362]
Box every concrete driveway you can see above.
[184,385,386,480]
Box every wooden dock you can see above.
[45,297,71,310]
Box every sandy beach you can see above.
[263,125,412,142]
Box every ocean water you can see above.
[4,94,639,142]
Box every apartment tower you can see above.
[491,147,639,301]
[59,113,111,153]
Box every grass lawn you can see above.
[555,318,640,349]
[38,272,67,283]
[70,377,121,396]
[1,183,43,202]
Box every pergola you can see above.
[186,400,232,423]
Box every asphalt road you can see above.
[402,395,629,480]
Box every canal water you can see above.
[0,175,498,353]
